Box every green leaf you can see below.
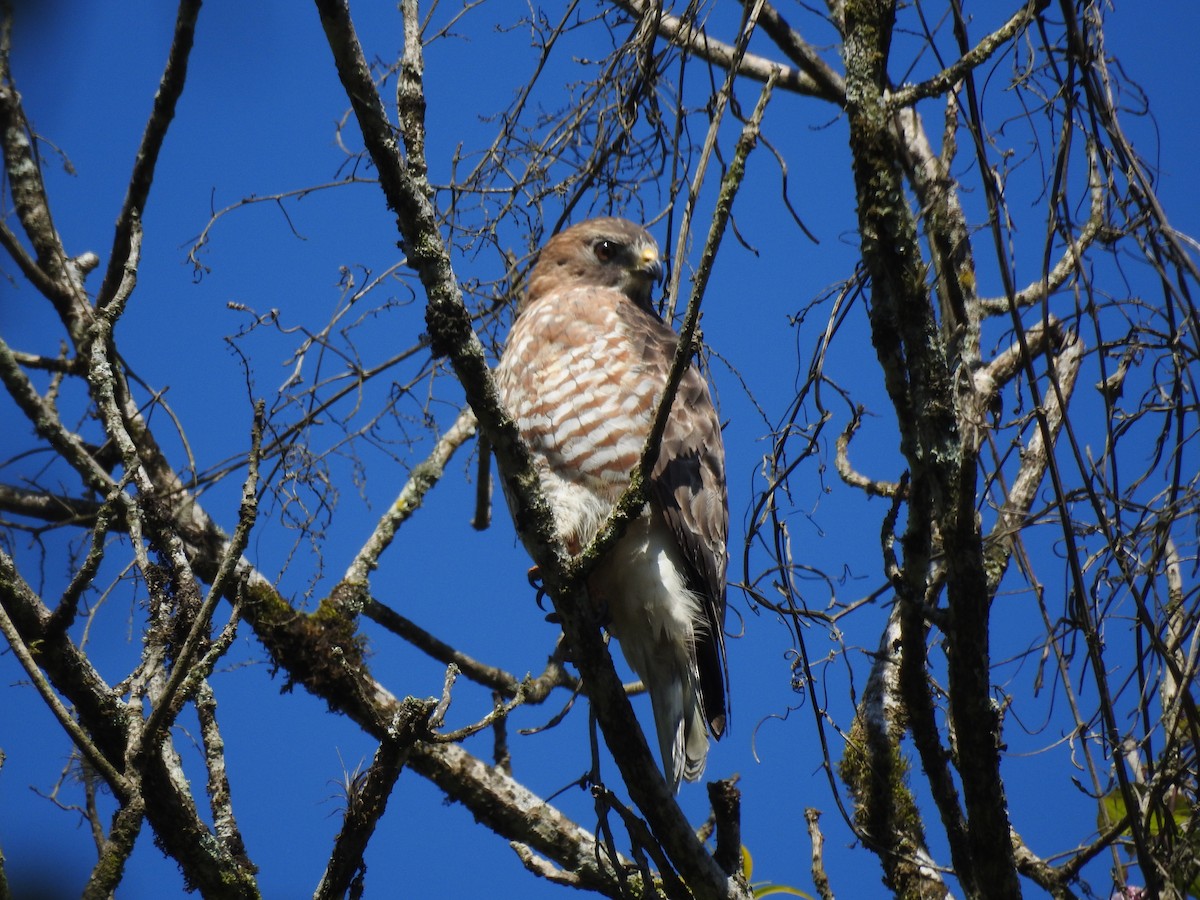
[739,844,814,899]
[753,886,814,899]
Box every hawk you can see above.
[495,217,729,789]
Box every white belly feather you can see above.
[587,514,710,786]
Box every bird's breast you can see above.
[499,294,660,491]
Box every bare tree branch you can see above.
[314,698,434,900]
[96,0,202,309]
[612,0,834,99]
[887,0,1046,109]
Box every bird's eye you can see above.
[594,239,618,263]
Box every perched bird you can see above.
[495,217,729,789]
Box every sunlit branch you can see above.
[195,681,249,867]
[973,317,1064,397]
[341,406,477,592]
[314,698,434,900]
[746,0,847,101]
[396,0,428,185]
[511,843,586,889]
[0,10,89,335]
[982,329,1083,591]
[805,809,834,900]
[612,0,833,99]
[1009,828,1082,900]
[1160,537,1199,750]
[978,146,1108,316]
[835,407,902,497]
[886,0,1047,110]
[409,739,632,895]
[96,0,202,309]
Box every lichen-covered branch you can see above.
[843,1,1019,895]
[840,608,952,899]
[0,9,89,337]
[341,406,477,592]
[95,0,202,309]
[314,698,434,900]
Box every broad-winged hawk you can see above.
[495,217,729,789]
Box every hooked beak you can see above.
[638,245,664,285]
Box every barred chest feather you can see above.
[495,286,662,551]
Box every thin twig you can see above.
[96,0,202,309]
[612,0,830,99]
[887,0,1047,110]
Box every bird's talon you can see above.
[527,564,542,590]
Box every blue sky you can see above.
[3,1,1199,898]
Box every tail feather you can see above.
[646,662,708,790]
[592,516,723,791]
[682,700,709,782]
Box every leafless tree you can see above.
[1,1,1196,899]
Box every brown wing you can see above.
[623,306,730,738]
[652,366,729,738]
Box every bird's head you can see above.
[525,217,664,313]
